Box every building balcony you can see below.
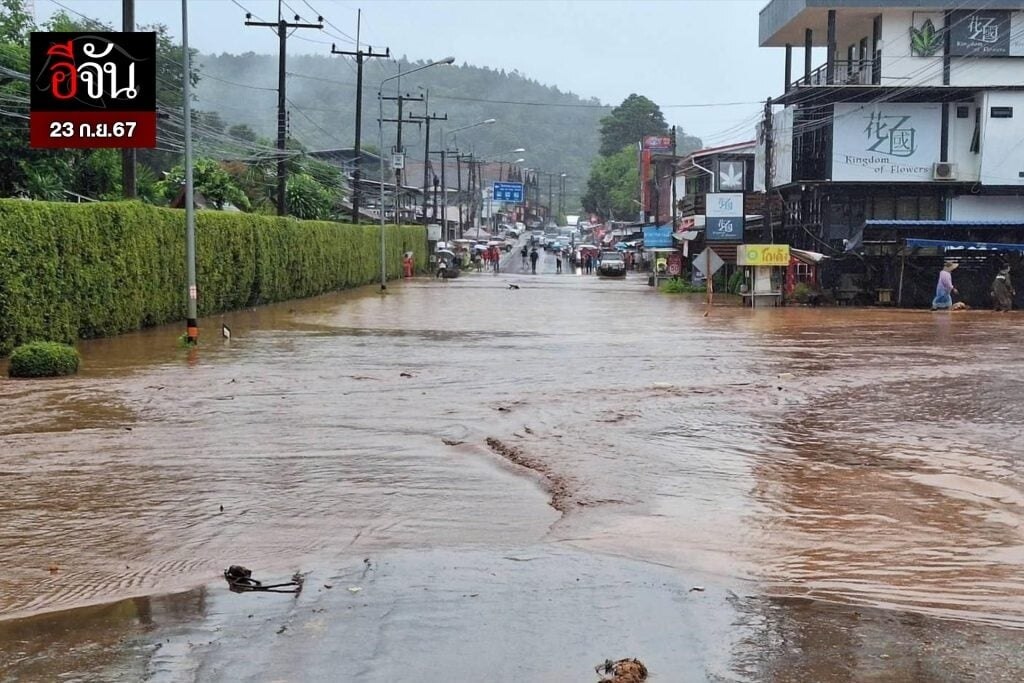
[789,58,879,91]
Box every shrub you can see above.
[660,278,706,294]
[791,282,823,304]
[0,200,427,355]
[8,341,80,378]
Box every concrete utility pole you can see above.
[671,126,678,231]
[330,14,388,224]
[764,97,774,243]
[244,5,323,216]
[408,96,447,227]
[380,92,424,223]
[121,0,136,199]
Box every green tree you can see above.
[286,173,333,220]
[598,94,668,157]
[228,123,259,143]
[580,144,639,221]
[156,158,250,210]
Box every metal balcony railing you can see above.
[789,57,880,90]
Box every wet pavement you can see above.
[2,241,1024,680]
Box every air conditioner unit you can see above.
[933,162,958,180]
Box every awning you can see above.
[791,248,827,263]
[864,219,1024,231]
[905,238,1024,252]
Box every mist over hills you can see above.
[195,53,612,202]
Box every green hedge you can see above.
[8,341,80,377]
[0,200,427,355]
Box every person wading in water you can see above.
[992,264,1016,312]
[932,261,958,310]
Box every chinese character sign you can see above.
[949,10,1011,56]
[29,32,157,148]
[705,192,744,241]
[833,103,941,182]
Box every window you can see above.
[991,106,1014,118]
[956,105,970,119]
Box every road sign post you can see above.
[492,181,524,203]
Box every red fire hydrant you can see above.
[403,254,414,278]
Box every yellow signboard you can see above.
[737,244,791,266]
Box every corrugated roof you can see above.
[864,219,1024,229]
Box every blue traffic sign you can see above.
[492,182,524,203]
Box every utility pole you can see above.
[380,93,424,223]
[547,173,553,222]
[330,14,388,224]
[122,0,136,199]
[671,125,678,231]
[408,96,447,226]
[764,97,774,243]
[245,5,323,216]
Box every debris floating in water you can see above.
[595,658,648,682]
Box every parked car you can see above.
[597,250,626,277]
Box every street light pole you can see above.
[378,57,454,291]
[181,0,197,344]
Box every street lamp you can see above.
[378,56,454,291]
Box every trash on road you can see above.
[223,565,304,594]
[595,658,648,682]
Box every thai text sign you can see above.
[737,244,790,267]
[949,10,1011,56]
[642,225,673,248]
[642,135,672,153]
[705,192,744,241]
[492,181,524,202]
[832,103,941,182]
[29,32,157,148]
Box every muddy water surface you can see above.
[2,248,1024,640]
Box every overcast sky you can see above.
[38,0,784,145]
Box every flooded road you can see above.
[2,244,1024,678]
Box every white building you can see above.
[756,0,1024,305]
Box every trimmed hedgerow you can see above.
[0,200,427,355]
[8,341,80,377]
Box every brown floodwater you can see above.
[2,246,1024,638]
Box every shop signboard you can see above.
[642,135,673,153]
[832,102,941,182]
[718,160,745,191]
[949,10,1011,56]
[705,192,744,241]
[643,225,674,248]
[737,244,791,267]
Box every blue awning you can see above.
[905,238,1024,252]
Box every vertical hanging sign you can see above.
[29,32,157,148]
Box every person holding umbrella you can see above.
[529,246,539,274]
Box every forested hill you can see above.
[195,53,607,197]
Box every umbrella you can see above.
[473,244,488,251]
[453,238,474,244]
[487,240,504,246]
[436,249,455,257]
[579,244,600,252]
